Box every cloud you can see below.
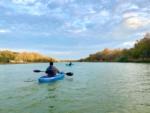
[123,12,139,18]
[0,48,39,52]
[0,29,11,33]
[99,10,110,17]
[12,0,37,5]
[1,0,49,16]
[115,2,139,13]
[17,2,48,16]
[122,41,136,47]
[123,9,150,29]
[114,40,136,49]
[124,17,150,29]
[64,19,88,34]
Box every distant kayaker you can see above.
[45,62,60,77]
[69,62,72,66]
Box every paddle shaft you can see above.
[33,70,73,76]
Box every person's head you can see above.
[49,62,53,66]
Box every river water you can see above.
[0,62,150,113]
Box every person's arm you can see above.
[56,68,60,73]
[45,67,49,74]
[54,66,60,73]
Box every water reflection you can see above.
[24,79,35,82]
[65,77,74,81]
[46,84,59,113]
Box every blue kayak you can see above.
[38,72,65,83]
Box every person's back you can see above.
[45,62,60,77]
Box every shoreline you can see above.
[0,61,150,65]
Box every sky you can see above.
[0,0,150,60]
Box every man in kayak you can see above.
[69,62,72,66]
[45,62,60,77]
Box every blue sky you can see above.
[0,0,150,59]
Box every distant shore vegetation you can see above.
[0,51,56,64]
[79,33,150,63]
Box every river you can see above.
[0,62,150,113]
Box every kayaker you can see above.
[69,62,72,66]
[45,62,60,77]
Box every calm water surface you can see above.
[0,62,150,113]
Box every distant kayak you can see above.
[38,72,65,83]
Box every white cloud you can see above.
[86,9,110,26]
[124,17,150,29]
[0,48,39,52]
[10,0,49,16]
[129,4,139,10]
[122,41,136,47]
[18,2,48,16]
[116,2,139,13]
[12,0,36,5]
[0,29,11,33]
[114,41,136,49]
[123,12,139,18]
[64,18,90,34]
[48,0,73,6]
[99,10,109,17]
[27,2,48,16]
[67,28,86,34]
[88,7,96,14]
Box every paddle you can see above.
[33,70,45,72]
[33,70,73,76]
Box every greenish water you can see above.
[0,62,150,113]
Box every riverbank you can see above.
[0,50,56,64]
[79,33,150,63]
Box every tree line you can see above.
[0,51,56,63]
[79,33,150,62]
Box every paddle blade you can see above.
[66,72,73,76]
[33,70,42,73]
